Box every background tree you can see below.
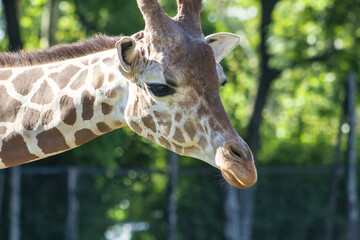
[2,1,23,240]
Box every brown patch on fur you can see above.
[106,89,117,98]
[0,132,38,166]
[132,95,140,117]
[97,122,112,133]
[0,69,12,80]
[0,35,122,67]
[129,121,142,134]
[22,108,41,130]
[81,90,95,120]
[147,133,155,142]
[140,93,149,109]
[101,103,113,115]
[52,65,80,89]
[184,120,196,140]
[60,95,77,125]
[49,72,59,82]
[31,81,54,104]
[36,128,70,154]
[41,110,53,125]
[175,112,182,122]
[74,129,97,146]
[92,65,104,89]
[108,73,115,82]
[0,86,21,122]
[173,127,185,143]
[103,57,115,66]
[70,69,88,90]
[154,111,172,136]
[12,68,44,95]
[91,57,99,65]
[92,75,104,89]
[113,120,125,127]
[159,136,171,149]
[142,115,156,133]
[0,126,6,134]
[197,104,208,117]
[198,136,208,150]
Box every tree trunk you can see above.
[345,72,358,240]
[41,0,60,48]
[9,166,21,240]
[247,0,280,155]
[237,1,279,240]
[66,167,79,240]
[166,151,178,240]
[2,0,23,51]
[224,184,241,240]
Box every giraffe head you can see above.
[116,0,257,189]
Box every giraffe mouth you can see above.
[216,143,257,189]
[220,164,257,189]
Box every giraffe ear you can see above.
[116,37,138,74]
[205,33,240,63]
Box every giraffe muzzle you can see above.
[216,142,257,189]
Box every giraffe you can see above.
[0,0,257,189]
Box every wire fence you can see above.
[0,165,352,240]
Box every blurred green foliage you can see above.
[0,0,359,239]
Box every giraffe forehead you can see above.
[143,38,218,87]
[167,41,215,68]
[148,32,207,57]
[169,67,218,97]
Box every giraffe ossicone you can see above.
[0,0,257,189]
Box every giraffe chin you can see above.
[221,167,257,189]
[215,146,257,189]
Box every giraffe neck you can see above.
[0,49,130,168]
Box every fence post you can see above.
[66,167,79,240]
[224,185,241,240]
[9,166,21,240]
[0,170,5,226]
[239,187,255,240]
[324,114,344,240]
[345,72,358,240]
[166,151,178,240]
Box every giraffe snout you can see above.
[216,141,257,189]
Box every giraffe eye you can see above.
[146,83,175,97]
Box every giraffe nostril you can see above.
[230,146,243,160]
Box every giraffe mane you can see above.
[0,34,123,68]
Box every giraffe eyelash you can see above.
[146,83,175,97]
